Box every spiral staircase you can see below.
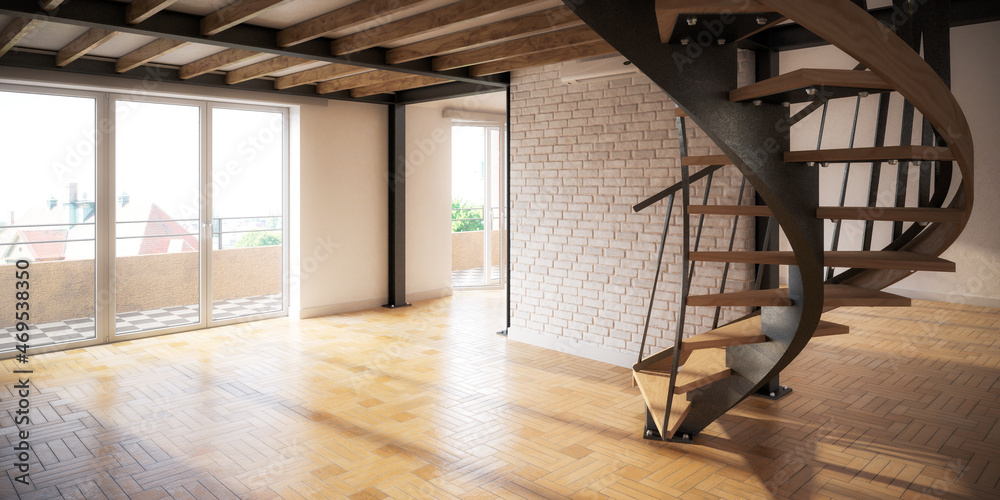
[565,0,974,441]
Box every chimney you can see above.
[48,196,58,210]
[118,192,130,207]
[67,183,79,225]
[8,211,13,226]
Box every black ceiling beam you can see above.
[0,0,508,90]
[394,79,508,105]
[748,0,1000,51]
[0,50,395,104]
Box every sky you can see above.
[0,90,282,228]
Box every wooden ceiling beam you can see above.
[56,28,118,66]
[0,18,39,58]
[432,25,601,71]
[201,0,295,36]
[351,75,450,98]
[386,6,582,64]
[115,38,189,73]
[179,47,259,79]
[274,63,372,90]
[469,40,617,76]
[39,0,65,11]
[332,0,541,55]
[224,55,313,84]
[127,0,180,24]
[277,0,430,47]
[316,70,414,94]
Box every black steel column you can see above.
[502,87,512,335]
[384,103,410,309]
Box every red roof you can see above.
[17,229,68,261]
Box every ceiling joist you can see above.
[386,6,582,65]
[39,0,65,11]
[274,63,372,90]
[56,28,118,67]
[116,38,189,73]
[316,70,415,94]
[351,75,450,98]
[127,0,180,24]
[432,25,602,72]
[224,55,313,84]
[201,0,294,36]
[331,0,542,55]
[179,47,259,79]
[0,17,39,58]
[470,40,617,77]
[277,0,430,48]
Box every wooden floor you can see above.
[1,291,998,499]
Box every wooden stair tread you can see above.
[688,205,773,217]
[689,205,961,223]
[682,316,768,352]
[816,206,964,223]
[785,145,954,163]
[729,68,894,103]
[633,370,691,439]
[687,284,909,308]
[823,284,911,307]
[649,349,731,394]
[690,250,955,272]
[688,288,793,307]
[682,154,731,166]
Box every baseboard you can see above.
[883,286,1000,308]
[297,287,455,319]
[297,298,386,319]
[407,287,453,303]
[507,327,635,369]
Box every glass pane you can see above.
[211,108,283,321]
[451,126,487,287]
[115,101,201,335]
[488,127,502,285]
[0,91,98,351]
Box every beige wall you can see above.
[295,99,389,316]
[405,106,453,300]
[782,21,1000,306]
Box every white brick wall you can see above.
[509,64,756,361]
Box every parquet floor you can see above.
[1,291,998,499]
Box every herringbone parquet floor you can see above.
[1,291,998,499]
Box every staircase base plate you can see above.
[643,427,695,444]
[752,384,793,400]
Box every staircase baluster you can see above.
[685,171,715,291]
[827,94,863,279]
[660,115,694,438]
[712,175,748,329]
[894,100,916,238]
[637,192,676,364]
[862,93,891,251]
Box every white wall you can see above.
[782,21,1000,307]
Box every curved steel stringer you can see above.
[563,0,826,437]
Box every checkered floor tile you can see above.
[452,265,502,287]
[1,294,283,353]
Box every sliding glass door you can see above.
[0,89,101,352]
[0,84,288,359]
[210,106,286,321]
[114,99,204,336]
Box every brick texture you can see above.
[509,63,756,359]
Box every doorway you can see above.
[451,124,506,289]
